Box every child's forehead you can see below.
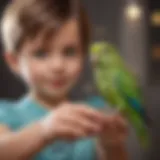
[26,19,81,49]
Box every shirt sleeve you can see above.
[0,101,14,128]
[73,138,97,160]
[85,96,107,109]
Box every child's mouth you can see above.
[51,79,67,88]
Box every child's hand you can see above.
[99,114,128,147]
[40,103,105,142]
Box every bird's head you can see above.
[90,42,122,68]
[90,42,108,66]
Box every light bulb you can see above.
[125,3,142,21]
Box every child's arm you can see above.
[0,103,106,160]
[97,114,129,160]
[0,122,50,160]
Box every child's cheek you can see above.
[70,61,82,78]
[72,67,81,78]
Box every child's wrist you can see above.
[38,115,57,144]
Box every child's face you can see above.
[7,19,84,98]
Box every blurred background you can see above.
[0,0,160,160]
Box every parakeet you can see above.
[90,41,150,148]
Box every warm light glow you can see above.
[151,11,160,26]
[125,3,142,21]
[152,45,160,59]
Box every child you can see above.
[0,0,128,159]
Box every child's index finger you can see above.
[75,104,106,123]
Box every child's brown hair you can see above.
[1,0,90,53]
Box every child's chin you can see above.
[46,88,68,98]
[42,83,73,99]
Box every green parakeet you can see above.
[90,41,150,148]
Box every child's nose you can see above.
[50,55,65,72]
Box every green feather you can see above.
[90,41,150,148]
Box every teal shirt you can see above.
[0,96,107,160]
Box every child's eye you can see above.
[63,46,77,57]
[34,49,48,58]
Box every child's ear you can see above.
[4,53,20,74]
